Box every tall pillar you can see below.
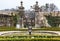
[18,1,24,28]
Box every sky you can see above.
[0,0,60,10]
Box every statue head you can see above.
[36,1,38,5]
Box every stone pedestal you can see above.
[8,23,10,27]
[16,24,20,29]
[20,18,24,28]
[35,12,39,28]
[22,23,24,28]
[59,24,60,27]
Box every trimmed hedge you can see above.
[45,16,60,27]
[0,26,60,31]
[0,38,60,41]
[0,35,60,38]
[0,35,60,41]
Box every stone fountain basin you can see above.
[0,31,60,36]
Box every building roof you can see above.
[0,10,16,16]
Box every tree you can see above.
[40,3,59,12]
[50,3,58,11]
[13,14,17,26]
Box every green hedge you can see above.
[0,26,60,31]
[45,16,60,27]
[0,35,60,41]
[0,38,60,41]
[0,35,60,38]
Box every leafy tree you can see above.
[40,3,58,12]
[50,3,58,11]
[13,14,17,26]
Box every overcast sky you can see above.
[0,0,60,10]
